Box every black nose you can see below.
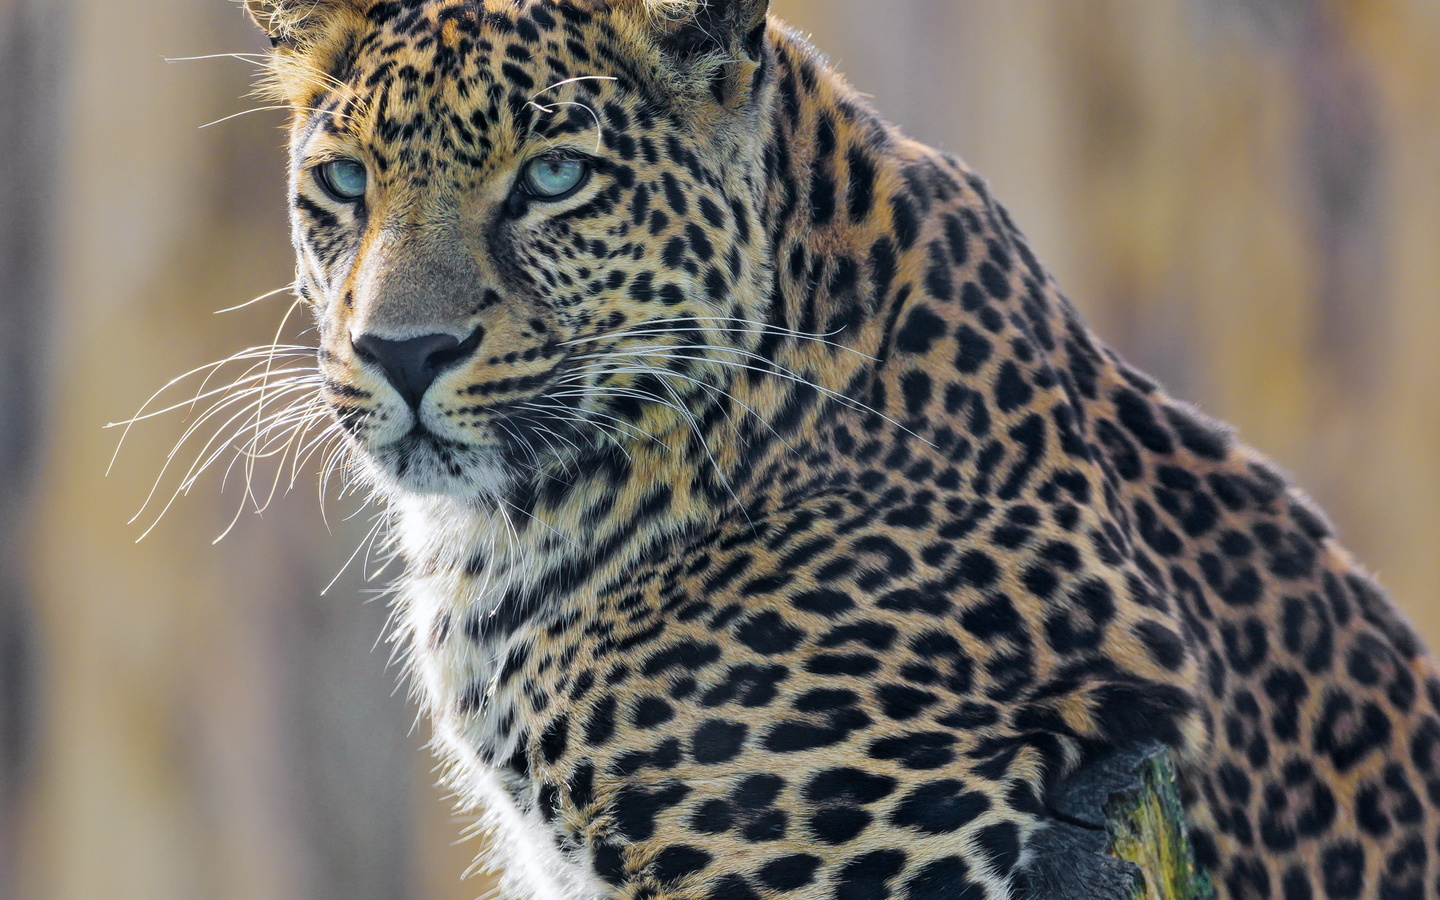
[351,326,484,409]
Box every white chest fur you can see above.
[394,497,606,900]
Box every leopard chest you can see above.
[392,504,603,898]
[407,568,609,900]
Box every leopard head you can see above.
[245,0,775,499]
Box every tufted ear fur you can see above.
[647,0,770,103]
[244,0,364,48]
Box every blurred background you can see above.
[2,0,1437,898]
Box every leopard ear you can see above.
[656,0,768,61]
[244,0,363,48]
[647,0,770,103]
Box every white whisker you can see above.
[214,283,296,314]
[529,75,618,100]
[165,52,271,63]
[526,99,605,155]
[562,315,876,359]
[324,508,390,595]
[572,346,932,445]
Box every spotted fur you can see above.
[238,1,1440,897]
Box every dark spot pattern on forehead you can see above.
[300,2,677,184]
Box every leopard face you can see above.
[269,0,773,498]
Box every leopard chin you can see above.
[361,430,516,500]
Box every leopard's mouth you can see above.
[359,387,594,498]
[366,426,513,497]
[336,343,688,498]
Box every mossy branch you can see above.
[1104,747,1216,900]
[1026,743,1214,900]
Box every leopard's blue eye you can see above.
[520,157,590,200]
[314,159,367,202]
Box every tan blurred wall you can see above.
[4,1,1438,899]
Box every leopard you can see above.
[231,0,1440,897]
